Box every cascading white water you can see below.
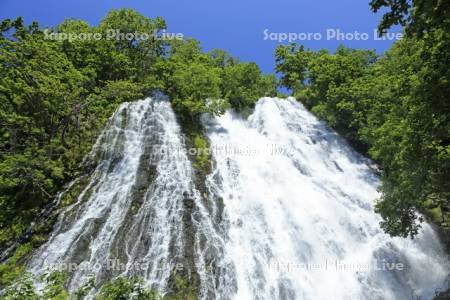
[27,96,447,299]
[28,97,220,296]
[204,97,448,300]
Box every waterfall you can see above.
[204,97,448,300]
[28,97,221,296]
[28,97,448,299]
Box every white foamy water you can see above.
[28,98,220,296]
[205,97,448,300]
[27,97,448,300]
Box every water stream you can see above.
[28,97,448,299]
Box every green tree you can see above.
[370,0,450,35]
[0,18,87,245]
[221,62,276,111]
[275,36,450,238]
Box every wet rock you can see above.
[333,161,343,172]
[183,197,195,210]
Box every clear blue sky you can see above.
[0,0,400,74]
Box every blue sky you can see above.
[0,0,400,74]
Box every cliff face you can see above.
[22,97,449,299]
